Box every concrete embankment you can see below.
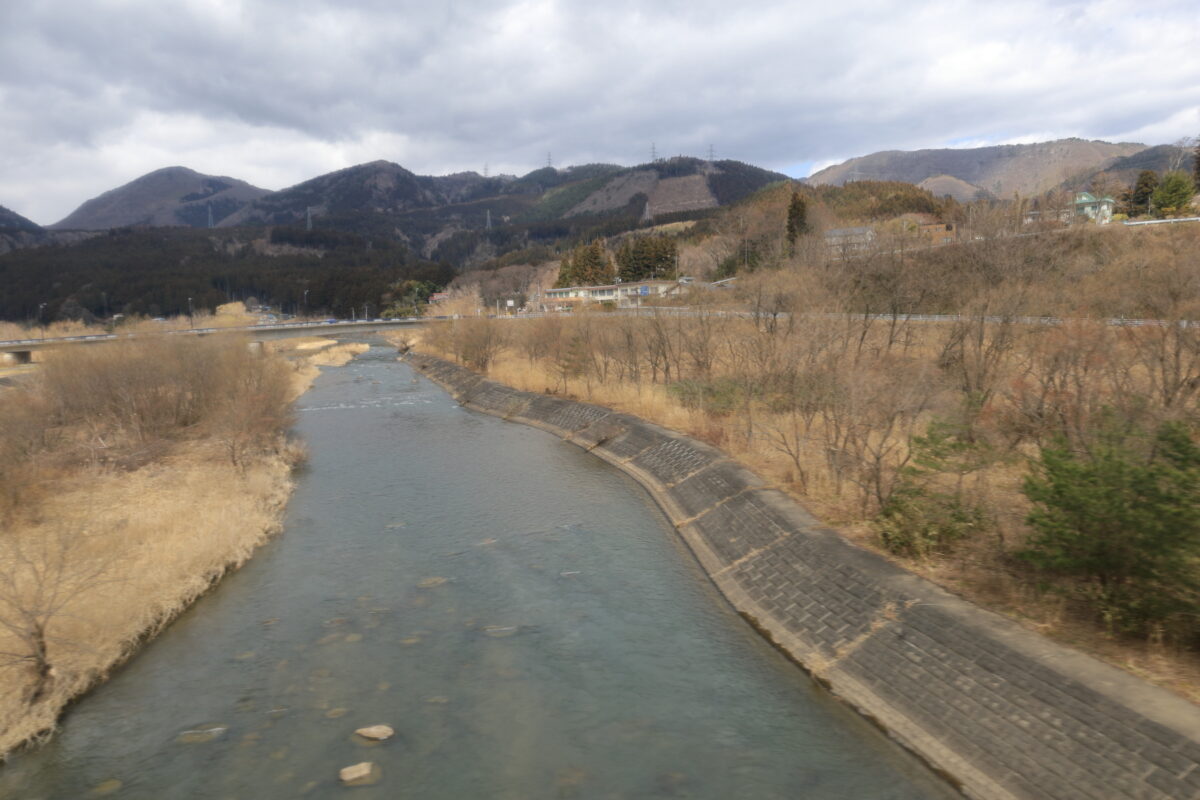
[409,351,1200,800]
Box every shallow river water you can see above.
[2,343,957,799]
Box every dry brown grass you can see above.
[0,448,293,752]
[0,334,347,757]
[417,291,1200,700]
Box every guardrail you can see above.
[0,317,426,352]
[1123,216,1200,227]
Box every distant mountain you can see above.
[17,157,787,270]
[50,166,269,230]
[0,205,100,255]
[1067,144,1196,193]
[0,204,42,233]
[217,157,786,263]
[0,204,47,255]
[808,138,1147,199]
[217,160,497,227]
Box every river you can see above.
[2,342,956,799]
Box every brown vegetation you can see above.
[0,333,358,757]
[416,222,1200,699]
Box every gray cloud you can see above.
[2,0,1198,224]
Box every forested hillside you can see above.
[0,226,452,323]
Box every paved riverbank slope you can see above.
[409,351,1200,800]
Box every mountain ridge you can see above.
[807,138,1149,199]
[50,166,270,230]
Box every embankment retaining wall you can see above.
[409,352,1200,800]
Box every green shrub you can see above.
[1020,421,1200,642]
[875,483,987,559]
[667,378,742,416]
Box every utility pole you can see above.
[306,206,313,231]
[207,202,214,229]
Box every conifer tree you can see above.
[785,191,809,247]
[1151,171,1196,217]
[554,253,576,288]
[565,241,613,286]
[1193,137,1200,192]
[1131,170,1159,215]
[616,236,677,282]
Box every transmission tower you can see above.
[707,144,715,162]
[306,206,313,231]
[546,152,553,168]
[207,202,214,229]
[483,162,489,178]
[651,142,657,162]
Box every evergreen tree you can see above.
[1194,137,1200,191]
[554,253,576,288]
[1020,422,1200,639]
[558,241,613,287]
[616,235,677,282]
[1130,170,1159,215]
[1151,171,1196,216]
[785,191,809,246]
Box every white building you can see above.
[544,279,683,310]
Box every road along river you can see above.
[2,342,956,799]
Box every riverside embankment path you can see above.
[1,342,954,799]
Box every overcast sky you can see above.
[2,0,1199,225]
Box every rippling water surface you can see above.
[2,343,957,799]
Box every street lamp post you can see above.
[38,303,47,338]
[187,297,194,328]
[303,289,309,320]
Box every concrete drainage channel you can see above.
[408,352,1200,800]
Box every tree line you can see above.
[0,226,454,324]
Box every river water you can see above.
[2,343,956,799]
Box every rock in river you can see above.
[339,761,379,785]
[354,724,395,741]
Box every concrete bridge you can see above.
[0,317,427,365]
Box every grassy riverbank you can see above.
[0,335,366,757]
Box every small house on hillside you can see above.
[1074,192,1115,224]
[918,222,955,244]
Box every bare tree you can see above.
[0,525,117,705]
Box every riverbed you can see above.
[1,343,955,799]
